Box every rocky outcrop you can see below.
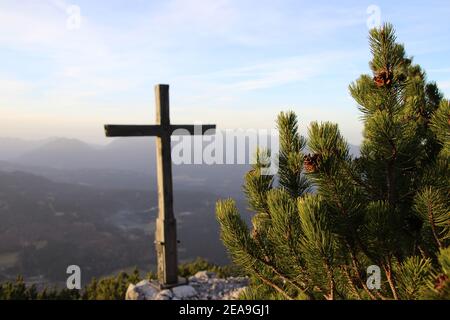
[125,280,159,300]
[125,271,248,300]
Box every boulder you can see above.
[172,285,198,299]
[193,271,216,281]
[125,280,158,300]
[124,271,248,300]
[125,284,139,300]
[154,289,173,300]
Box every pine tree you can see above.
[82,268,141,300]
[216,23,449,300]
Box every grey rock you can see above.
[125,280,158,300]
[125,284,140,300]
[154,289,173,300]
[172,285,198,299]
[125,271,249,300]
[223,287,247,300]
[194,271,216,280]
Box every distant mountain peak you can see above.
[39,137,94,150]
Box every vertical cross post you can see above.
[154,84,178,286]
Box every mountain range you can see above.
[0,137,251,197]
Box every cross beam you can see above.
[105,124,216,137]
[104,84,216,287]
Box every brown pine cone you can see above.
[304,153,321,173]
[373,68,393,87]
[434,274,449,291]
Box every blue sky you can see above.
[1,0,449,144]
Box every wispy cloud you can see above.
[169,50,358,109]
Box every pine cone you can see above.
[434,274,449,291]
[304,153,321,173]
[373,68,393,87]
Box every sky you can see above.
[0,0,449,145]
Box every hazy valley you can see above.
[0,137,251,286]
[0,136,359,287]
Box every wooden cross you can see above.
[104,84,216,287]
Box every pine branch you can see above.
[252,267,294,300]
[383,260,399,300]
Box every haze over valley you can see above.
[0,136,251,286]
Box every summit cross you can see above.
[104,84,216,287]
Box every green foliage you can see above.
[430,100,450,156]
[243,149,274,214]
[216,200,258,275]
[178,257,243,278]
[82,268,141,300]
[277,112,309,197]
[414,187,450,250]
[0,276,38,300]
[216,23,449,300]
[421,247,450,299]
[0,276,81,300]
[37,287,81,300]
[394,256,432,299]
